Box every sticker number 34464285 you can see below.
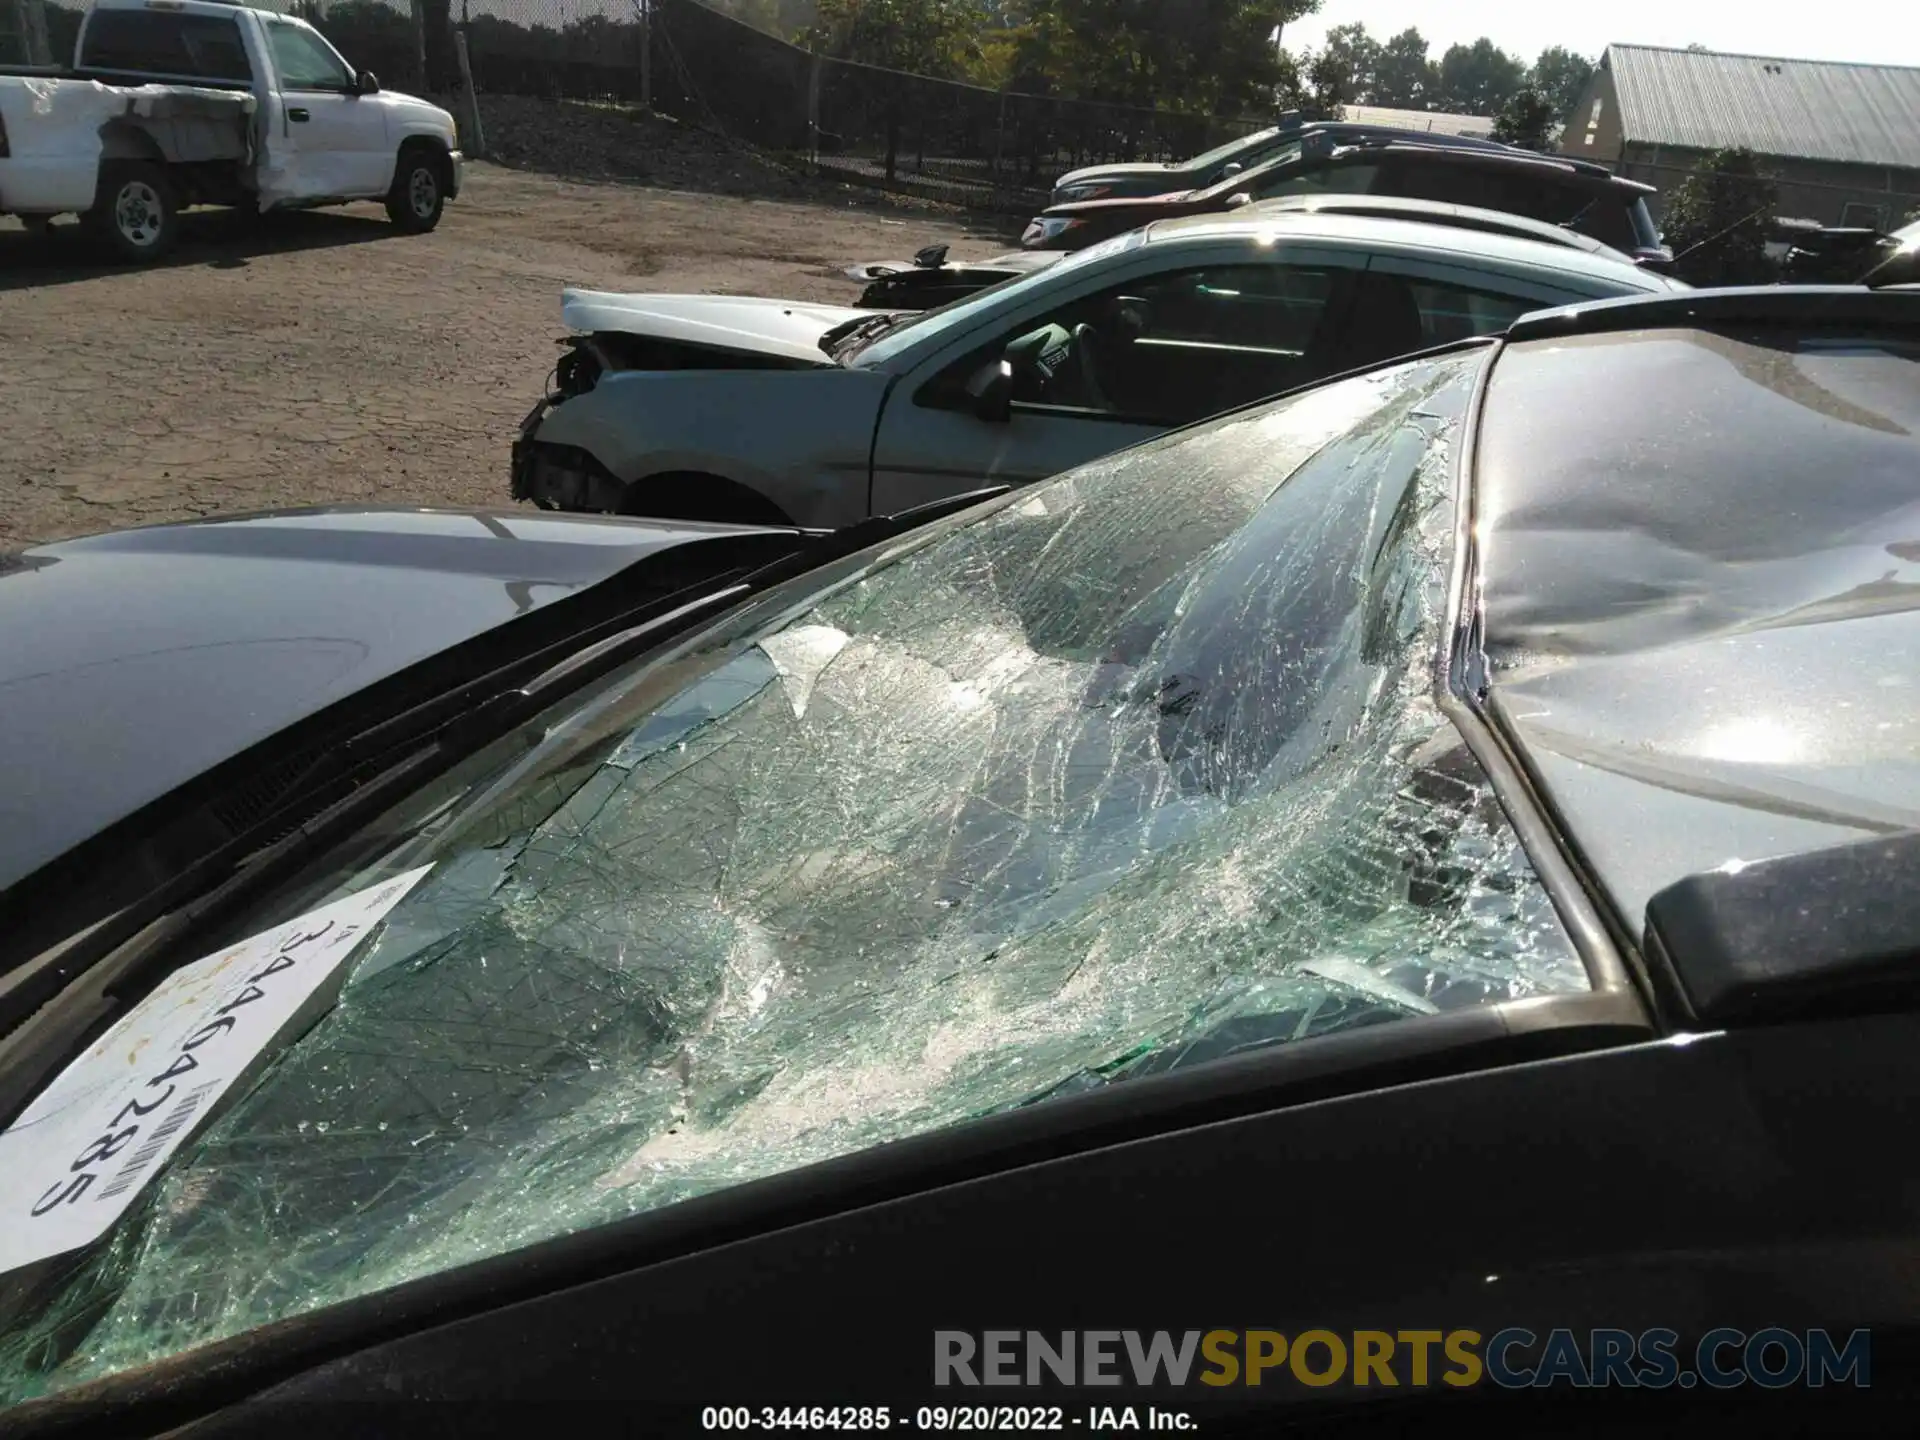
[0,864,435,1277]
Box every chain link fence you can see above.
[257,0,1270,212]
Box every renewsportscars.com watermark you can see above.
[934,1328,1872,1390]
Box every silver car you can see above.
[511,210,1687,529]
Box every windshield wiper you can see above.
[820,312,904,358]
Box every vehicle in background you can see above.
[1766,216,1900,282]
[844,244,1061,310]
[1048,110,1512,206]
[0,0,461,263]
[1024,133,1672,269]
[4,289,1918,1436]
[862,195,1647,311]
[511,209,1683,528]
[1860,217,1919,288]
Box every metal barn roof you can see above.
[1605,44,1920,169]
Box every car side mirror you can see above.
[356,69,381,95]
[1225,191,1253,208]
[967,359,1014,423]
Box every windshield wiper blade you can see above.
[820,312,902,357]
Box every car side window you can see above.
[80,10,252,83]
[1401,278,1549,344]
[1333,269,1570,368]
[268,22,355,91]
[921,263,1355,427]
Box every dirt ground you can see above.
[0,160,1014,551]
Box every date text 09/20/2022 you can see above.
[702,1408,1190,1431]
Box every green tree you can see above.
[999,0,1307,115]
[1492,87,1555,149]
[805,0,986,178]
[1371,26,1435,107]
[1527,45,1593,123]
[1661,146,1779,285]
[804,0,983,76]
[1433,37,1525,115]
[1304,20,1380,109]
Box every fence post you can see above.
[408,0,426,90]
[454,25,485,157]
[991,87,1005,184]
[806,47,821,169]
[639,0,651,110]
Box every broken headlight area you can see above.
[510,438,630,513]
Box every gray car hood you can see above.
[1476,323,1920,928]
[561,289,869,366]
[0,506,797,900]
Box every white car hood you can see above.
[561,290,873,367]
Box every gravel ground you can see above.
[0,118,1014,551]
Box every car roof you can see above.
[1144,208,1679,291]
[1475,286,1920,930]
[1209,136,1654,199]
[1240,192,1635,261]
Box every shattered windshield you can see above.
[0,349,1586,1406]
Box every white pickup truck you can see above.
[0,0,462,262]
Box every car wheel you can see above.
[86,161,180,264]
[385,147,449,233]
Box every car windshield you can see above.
[0,349,1588,1406]
[1184,126,1282,173]
[846,231,1144,366]
[1201,144,1307,199]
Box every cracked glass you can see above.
[0,348,1586,1405]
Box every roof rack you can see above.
[1506,285,1920,342]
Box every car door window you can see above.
[922,264,1354,427]
[268,22,355,91]
[79,10,252,82]
[1402,278,1547,344]
[1333,269,1574,369]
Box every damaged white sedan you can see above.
[510,204,1682,530]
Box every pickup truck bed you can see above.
[0,74,253,239]
[0,0,462,264]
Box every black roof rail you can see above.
[1643,830,1920,1026]
[1507,284,1920,342]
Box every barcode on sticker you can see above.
[95,1084,217,1202]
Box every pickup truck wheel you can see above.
[385,148,448,233]
[87,162,180,264]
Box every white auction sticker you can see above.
[0,864,434,1275]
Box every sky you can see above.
[1278,0,1920,70]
